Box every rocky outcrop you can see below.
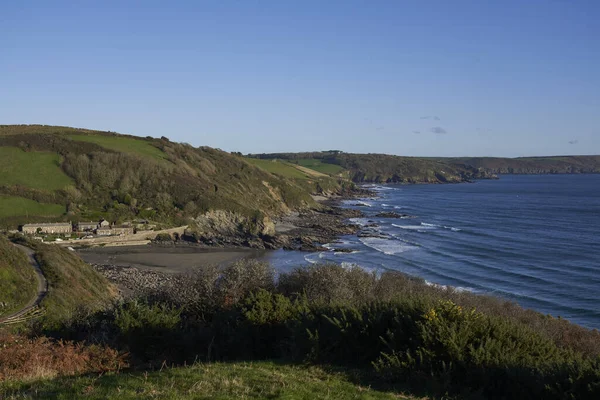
[180,192,368,252]
[183,210,277,249]
[375,211,414,219]
[266,207,363,251]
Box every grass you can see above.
[0,147,73,191]
[69,135,167,161]
[244,158,311,180]
[22,240,117,328]
[0,237,37,318]
[296,158,345,175]
[0,196,65,219]
[0,361,414,400]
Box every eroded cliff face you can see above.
[184,210,276,248]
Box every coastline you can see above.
[80,189,374,291]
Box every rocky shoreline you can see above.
[152,190,375,253]
[92,190,377,293]
[92,264,172,298]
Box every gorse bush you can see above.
[373,299,600,398]
[46,262,600,399]
[113,300,181,363]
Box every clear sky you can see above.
[2,0,599,157]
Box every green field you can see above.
[0,196,65,219]
[296,158,345,175]
[0,361,409,400]
[0,147,73,191]
[245,158,310,179]
[69,135,167,161]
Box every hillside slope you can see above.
[0,237,37,318]
[11,237,118,328]
[248,151,494,183]
[0,125,321,232]
[442,155,600,174]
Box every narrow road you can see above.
[0,244,48,324]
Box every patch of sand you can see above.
[78,246,266,274]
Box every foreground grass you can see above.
[0,196,64,219]
[69,134,167,161]
[0,361,412,400]
[0,147,73,191]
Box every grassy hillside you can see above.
[68,134,168,161]
[250,152,600,182]
[13,238,118,328]
[295,158,346,175]
[1,361,410,399]
[0,147,73,190]
[0,125,318,230]
[249,151,494,183]
[0,237,36,318]
[442,155,600,174]
[0,196,64,219]
[244,157,348,196]
[245,158,311,180]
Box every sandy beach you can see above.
[78,245,267,274]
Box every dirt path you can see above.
[0,244,48,324]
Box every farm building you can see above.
[21,222,72,235]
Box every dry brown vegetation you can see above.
[0,331,125,382]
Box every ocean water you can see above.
[265,175,600,330]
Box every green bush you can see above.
[373,299,600,398]
[45,262,600,399]
[113,300,182,363]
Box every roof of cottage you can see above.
[22,222,72,227]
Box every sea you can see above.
[265,174,600,330]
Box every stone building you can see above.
[95,224,134,236]
[77,221,98,232]
[21,223,72,235]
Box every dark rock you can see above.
[375,211,414,219]
[331,248,355,253]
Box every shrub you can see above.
[373,299,600,398]
[217,259,275,307]
[278,264,377,304]
[39,262,600,398]
[113,300,181,363]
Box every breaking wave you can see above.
[359,237,418,255]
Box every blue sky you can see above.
[2,0,599,157]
